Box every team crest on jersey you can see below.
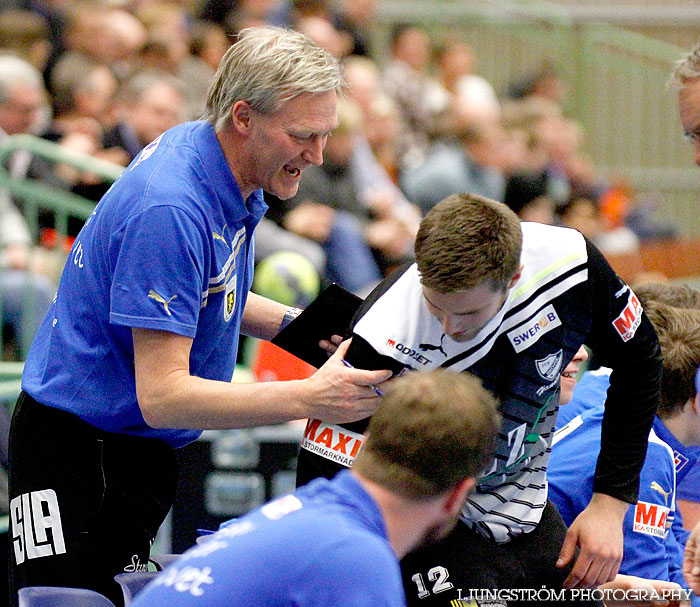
[612,291,642,342]
[131,134,162,169]
[224,276,236,322]
[674,450,690,473]
[536,349,564,382]
[507,304,561,353]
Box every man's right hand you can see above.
[304,339,392,424]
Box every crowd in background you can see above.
[0,0,683,318]
[1,4,700,605]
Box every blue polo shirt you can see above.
[550,369,699,600]
[131,471,405,607]
[677,450,700,503]
[22,121,267,447]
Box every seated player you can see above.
[549,292,700,603]
[131,369,501,607]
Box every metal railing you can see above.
[0,134,123,240]
[0,135,124,397]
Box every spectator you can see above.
[556,191,640,256]
[0,55,56,357]
[49,52,119,133]
[104,69,187,164]
[286,98,418,277]
[189,20,231,72]
[550,292,700,603]
[0,55,44,261]
[139,27,190,75]
[433,35,500,131]
[46,52,127,213]
[332,0,376,56]
[294,14,352,60]
[503,170,556,224]
[267,191,383,295]
[508,61,568,106]
[434,36,477,98]
[501,96,572,204]
[0,9,52,73]
[8,1,69,89]
[343,56,404,183]
[381,24,450,170]
[98,8,148,80]
[343,55,381,117]
[0,54,51,252]
[219,0,291,34]
[59,3,146,81]
[400,118,507,214]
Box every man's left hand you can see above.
[318,334,343,356]
[558,492,629,588]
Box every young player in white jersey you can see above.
[296,194,662,605]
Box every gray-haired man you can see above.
[9,26,390,605]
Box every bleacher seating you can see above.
[603,237,700,285]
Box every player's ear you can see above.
[443,478,475,516]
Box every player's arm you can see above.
[132,329,392,429]
[558,240,662,589]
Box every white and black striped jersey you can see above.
[296,222,661,543]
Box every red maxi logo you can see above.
[300,419,366,467]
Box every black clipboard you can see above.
[271,283,363,368]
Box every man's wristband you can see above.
[280,307,302,331]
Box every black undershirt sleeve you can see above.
[583,239,662,504]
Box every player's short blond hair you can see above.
[415,193,523,293]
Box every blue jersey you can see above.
[677,446,700,503]
[131,471,406,607]
[549,370,699,601]
[21,122,267,447]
